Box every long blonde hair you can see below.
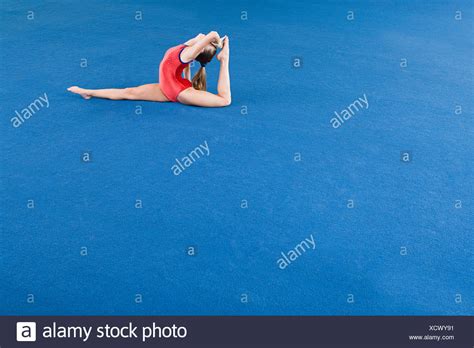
[192,41,221,91]
[192,65,208,91]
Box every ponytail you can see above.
[193,44,218,91]
[192,66,207,91]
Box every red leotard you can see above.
[159,44,192,102]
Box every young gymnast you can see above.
[67,31,231,107]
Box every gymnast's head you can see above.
[192,40,221,91]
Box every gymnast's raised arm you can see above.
[184,33,205,46]
[180,31,221,63]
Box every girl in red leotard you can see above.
[67,32,231,107]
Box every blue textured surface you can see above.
[1,0,472,315]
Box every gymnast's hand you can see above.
[217,36,229,62]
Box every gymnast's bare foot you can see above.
[67,86,92,99]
